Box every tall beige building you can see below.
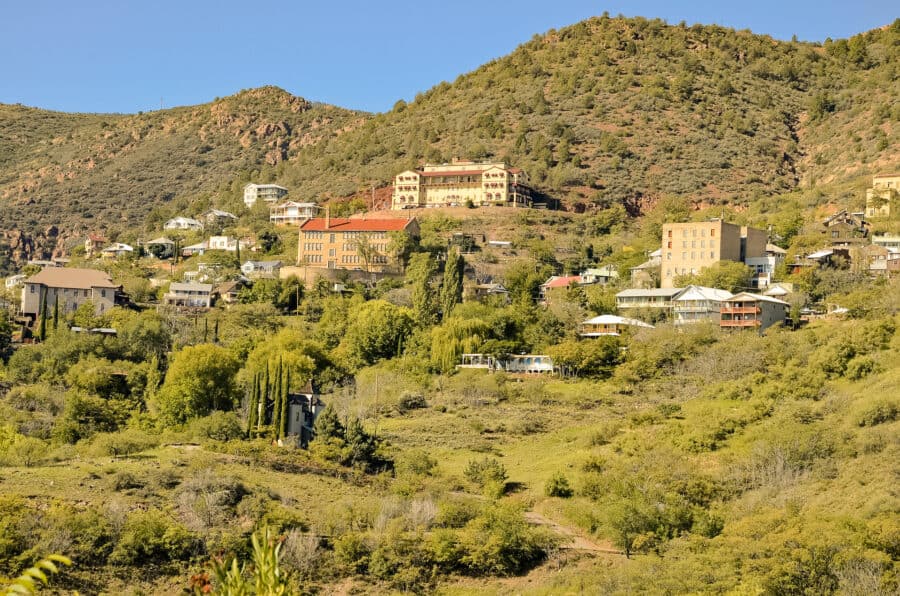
[297,216,419,272]
[661,221,766,288]
[391,160,532,209]
[22,267,120,319]
[865,174,899,218]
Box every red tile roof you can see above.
[542,275,582,289]
[299,218,416,232]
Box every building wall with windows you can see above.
[244,183,289,209]
[865,174,899,218]
[661,221,766,288]
[391,161,531,209]
[22,268,118,318]
[297,217,419,272]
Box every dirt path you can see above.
[524,511,624,555]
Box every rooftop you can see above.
[26,267,117,290]
[616,288,684,298]
[299,217,417,232]
[169,282,213,293]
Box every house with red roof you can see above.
[539,275,582,303]
[297,215,419,273]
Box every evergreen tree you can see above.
[247,373,259,436]
[203,318,208,343]
[312,404,343,441]
[52,295,59,331]
[407,252,438,326]
[279,369,290,439]
[213,319,219,343]
[272,357,283,438]
[262,363,270,426]
[440,247,465,319]
[37,292,48,342]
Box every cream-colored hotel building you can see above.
[391,160,532,209]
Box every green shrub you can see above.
[856,399,899,427]
[464,457,508,489]
[189,411,245,442]
[457,503,556,576]
[397,391,427,412]
[545,472,574,498]
[90,428,158,457]
[109,509,200,565]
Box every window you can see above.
[710,229,715,237]
[101,290,106,298]
[667,241,672,249]
[667,230,672,238]
[691,241,696,248]
[667,252,672,260]
[30,285,35,294]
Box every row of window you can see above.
[665,268,699,277]
[306,255,323,264]
[667,228,717,239]
[304,231,325,239]
[303,243,324,251]
[666,251,716,261]
[31,286,107,298]
[395,185,418,192]
[668,239,715,249]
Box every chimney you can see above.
[325,206,330,230]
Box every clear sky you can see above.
[1,1,896,115]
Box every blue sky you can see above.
[1,1,896,115]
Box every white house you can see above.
[580,266,619,285]
[199,209,238,227]
[163,282,213,308]
[100,243,134,258]
[244,183,289,209]
[672,285,733,326]
[269,201,319,225]
[164,216,204,231]
[579,314,654,337]
[5,274,26,289]
[241,260,282,278]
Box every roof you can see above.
[616,288,683,298]
[582,315,654,328]
[145,236,175,245]
[242,260,282,268]
[766,243,787,254]
[541,275,581,289]
[673,285,733,302]
[245,183,288,190]
[183,241,208,250]
[419,169,487,177]
[763,286,790,297]
[649,248,662,257]
[273,201,317,208]
[725,292,789,306]
[806,249,834,259]
[202,209,237,218]
[88,233,106,242]
[299,217,417,232]
[102,243,133,252]
[169,282,213,293]
[25,267,117,290]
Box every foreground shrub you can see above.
[457,503,556,576]
[90,428,158,457]
[856,399,899,427]
[545,472,574,498]
[189,411,244,442]
[110,509,200,565]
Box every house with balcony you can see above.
[270,201,319,225]
[615,287,684,317]
[579,314,654,337]
[872,234,900,251]
[144,237,176,259]
[673,285,733,326]
[244,183,288,208]
[163,282,213,309]
[100,243,134,259]
[391,160,532,209]
[746,244,787,288]
[720,292,789,332]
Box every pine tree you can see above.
[213,319,219,343]
[37,292,48,342]
[440,247,465,319]
[272,357,283,439]
[408,252,438,326]
[203,318,208,343]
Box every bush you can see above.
[189,411,245,442]
[464,457,508,488]
[0,436,49,467]
[856,399,899,427]
[545,472,574,498]
[397,391,427,412]
[109,509,200,565]
[458,503,556,576]
[90,428,158,457]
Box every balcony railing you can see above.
[720,319,761,327]
[721,306,760,315]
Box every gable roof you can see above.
[26,267,117,289]
[169,282,213,293]
[201,208,238,219]
[725,292,789,306]
[541,275,581,289]
[616,288,684,298]
[582,314,654,328]
[299,217,417,232]
[674,285,733,302]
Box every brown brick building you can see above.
[661,221,766,288]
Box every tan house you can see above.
[391,160,532,209]
[297,216,419,272]
[22,267,120,319]
[822,210,869,246]
[84,233,106,258]
[720,292,789,332]
[865,174,899,218]
[661,221,766,288]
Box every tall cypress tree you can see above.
[247,374,259,437]
[37,292,48,342]
[279,369,290,439]
[440,247,465,319]
[213,319,219,343]
[263,363,271,426]
[272,356,283,439]
[52,295,59,331]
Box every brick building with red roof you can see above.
[297,215,419,272]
